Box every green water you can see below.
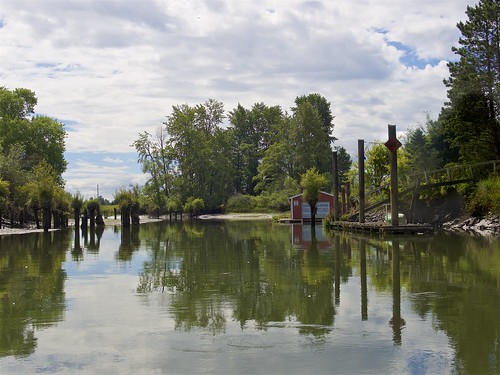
[0,221,499,374]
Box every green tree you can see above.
[114,188,140,227]
[71,192,84,229]
[24,116,67,176]
[444,0,500,162]
[291,99,333,176]
[184,196,205,218]
[0,178,9,228]
[365,143,390,189]
[0,145,30,225]
[228,103,282,195]
[133,127,175,215]
[164,100,233,210]
[300,167,328,224]
[293,93,335,140]
[254,115,295,193]
[0,87,37,120]
[0,88,67,176]
[403,126,440,173]
[334,146,352,185]
[26,160,64,231]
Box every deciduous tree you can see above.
[300,167,328,224]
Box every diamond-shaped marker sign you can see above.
[385,136,402,153]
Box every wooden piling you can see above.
[358,139,365,223]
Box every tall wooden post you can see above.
[385,125,401,227]
[332,151,340,221]
[358,139,365,223]
[341,186,346,215]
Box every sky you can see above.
[0,0,478,201]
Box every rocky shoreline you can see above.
[441,214,500,236]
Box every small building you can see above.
[289,191,334,221]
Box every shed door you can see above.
[302,201,330,219]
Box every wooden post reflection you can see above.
[334,235,341,306]
[360,239,368,321]
[72,226,83,261]
[390,240,405,345]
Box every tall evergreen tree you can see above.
[444,0,500,162]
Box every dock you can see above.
[327,221,435,235]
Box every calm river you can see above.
[0,220,499,374]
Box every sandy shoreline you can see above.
[0,213,275,237]
[198,213,273,221]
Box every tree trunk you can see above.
[121,206,130,228]
[43,206,51,232]
[53,210,61,228]
[81,210,88,230]
[34,208,40,229]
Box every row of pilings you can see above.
[331,125,400,226]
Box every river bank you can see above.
[0,215,168,237]
[0,213,276,237]
[1,212,498,237]
[441,214,500,235]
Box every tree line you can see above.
[132,93,353,216]
[0,87,69,230]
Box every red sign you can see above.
[385,136,402,153]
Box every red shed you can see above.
[289,191,334,221]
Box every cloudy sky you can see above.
[1,0,477,200]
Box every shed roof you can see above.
[289,190,334,200]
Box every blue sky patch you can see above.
[388,41,440,68]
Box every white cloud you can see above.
[63,158,146,200]
[0,0,478,195]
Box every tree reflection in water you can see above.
[0,231,70,357]
[135,221,500,374]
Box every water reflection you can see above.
[0,221,499,374]
[0,231,70,357]
[360,238,367,321]
[137,221,337,337]
[117,226,140,262]
[135,221,500,373]
[389,240,405,345]
[327,230,500,374]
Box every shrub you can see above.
[467,176,500,216]
[226,194,256,212]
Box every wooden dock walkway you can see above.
[327,221,434,235]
